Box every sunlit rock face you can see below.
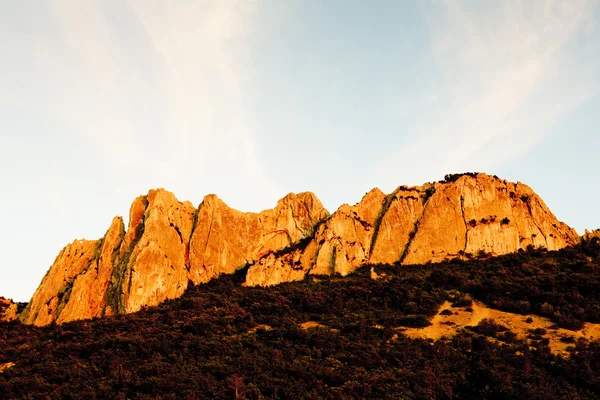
[0,298,18,322]
[188,191,329,284]
[402,174,578,264]
[22,173,579,325]
[20,238,100,326]
[246,174,579,286]
[22,189,328,326]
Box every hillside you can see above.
[2,239,600,399]
[18,173,579,326]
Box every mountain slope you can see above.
[2,241,600,399]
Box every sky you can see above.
[1,0,599,302]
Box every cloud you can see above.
[0,1,280,301]
[372,0,600,189]
[2,1,279,210]
[121,0,280,206]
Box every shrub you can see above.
[469,318,509,336]
[421,186,436,203]
[451,293,473,308]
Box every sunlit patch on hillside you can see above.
[401,300,600,355]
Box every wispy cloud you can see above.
[123,0,280,207]
[0,1,278,300]
[373,0,600,188]
[2,1,279,210]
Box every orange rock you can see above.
[23,189,328,325]
[119,189,196,313]
[0,298,18,322]
[56,216,125,323]
[20,238,99,326]
[21,174,580,325]
[402,175,579,264]
[189,192,329,283]
[246,173,579,286]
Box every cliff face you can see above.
[188,192,329,284]
[20,173,579,326]
[246,174,579,286]
[21,190,328,326]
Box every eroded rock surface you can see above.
[22,174,579,325]
[23,189,328,325]
[20,238,100,326]
[0,298,18,322]
[246,174,579,286]
[189,192,328,284]
[402,174,578,264]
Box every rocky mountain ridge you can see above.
[16,173,580,326]
[246,173,580,285]
[20,190,328,326]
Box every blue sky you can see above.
[1,0,599,302]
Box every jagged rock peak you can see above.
[22,188,329,326]
[246,173,579,286]
[19,175,580,325]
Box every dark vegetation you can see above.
[421,186,436,203]
[418,238,600,330]
[1,240,600,399]
[440,172,481,183]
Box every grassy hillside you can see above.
[1,240,600,399]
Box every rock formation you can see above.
[19,173,579,326]
[246,173,579,285]
[583,229,600,241]
[0,298,18,322]
[21,189,328,326]
[188,192,328,283]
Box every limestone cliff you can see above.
[246,173,579,286]
[21,189,328,326]
[20,238,101,325]
[21,173,579,326]
[188,192,329,284]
